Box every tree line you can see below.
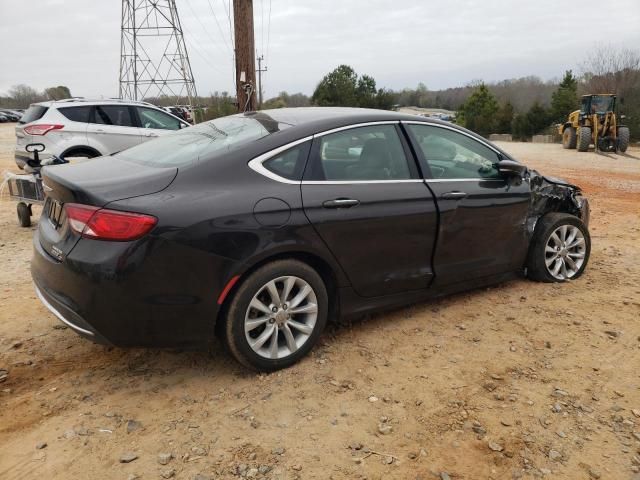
[2,46,637,140]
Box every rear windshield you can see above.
[116,114,290,167]
[19,105,49,124]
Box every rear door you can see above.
[301,123,438,297]
[86,104,142,154]
[404,122,531,286]
[134,106,185,142]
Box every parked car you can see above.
[32,107,591,371]
[0,113,7,123]
[0,109,21,122]
[14,99,189,169]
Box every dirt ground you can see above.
[0,122,639,480]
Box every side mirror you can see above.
[496,159,527,177]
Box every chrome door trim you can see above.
[247,136,313,185]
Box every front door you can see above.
[301,123,438,298]
[404,122,531,286]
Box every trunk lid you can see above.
[38,156,177,260]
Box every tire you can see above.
[562,127,577,149]
[617,126,630,153]
[224,259,329,371]
[17,202,31,227]
[577,126,591,152]
[527,213,591,283]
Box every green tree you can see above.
[550,70,578,124]
[311,65,394,109]
[456,83,499,136]
[512,101,552,140]
[312,65,359,107]
[494,101,514,133]
[45,85,72,100]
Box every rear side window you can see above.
[58,106,91,123]
[262,142,311,181]
[309,124,412,181]
[19,105,48,124]
[94,105,135,127]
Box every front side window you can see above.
[311,124,412,181]
[94,105,134,127]
[137,107,183,130]
[408,124,500,179]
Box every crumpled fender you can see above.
[526,170,590,236]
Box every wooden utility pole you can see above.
[256,54,267,108]
[233,0,257,112]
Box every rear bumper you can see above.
[34,282,111,344]
[31,230,240,349]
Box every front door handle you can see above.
[145,132,158,137]
[322,198,360,208]
[441,191,468,200]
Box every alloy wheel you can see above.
[244,276,318,359]
[544,224,586,280]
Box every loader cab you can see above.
[580,94,616,116]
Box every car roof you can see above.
[30,98,163,108]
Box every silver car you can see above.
[15,98,189,168]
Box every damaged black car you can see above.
[31,108,590,371]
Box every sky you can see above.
[1,0,639,100]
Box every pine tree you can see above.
[550,70,579,124]
[457,84,499,137]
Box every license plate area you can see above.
[45,198,64,229]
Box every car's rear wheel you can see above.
[224,260,328,371]
[527,213,590,282]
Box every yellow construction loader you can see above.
[559,94,629,153]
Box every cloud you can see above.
[1,0,639,99]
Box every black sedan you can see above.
[32,108,591,371]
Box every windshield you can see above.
[116,114,289,167]
[589,95,615,114]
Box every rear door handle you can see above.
[322,198,360,208]
[441,191,468,200]
[145,132,158,137]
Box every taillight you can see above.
[64,203,157,241]
[24,124,64,136]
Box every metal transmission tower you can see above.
[119,0,198,106]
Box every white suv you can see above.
[15,98,190,169]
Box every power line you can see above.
[206,0,234,55]
[183,0,228,58]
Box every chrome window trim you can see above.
[34,285,95,337]
[302,179,424,185]
[248,121,413,185]
[400,120,506,157]
[312,120,399,138]
[426,178,504,183]
[247,135,313,185]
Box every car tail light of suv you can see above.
[64,203,157,241]
[24,124,64,135]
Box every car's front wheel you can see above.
[527,213,591,282]
[223,259,328,371]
